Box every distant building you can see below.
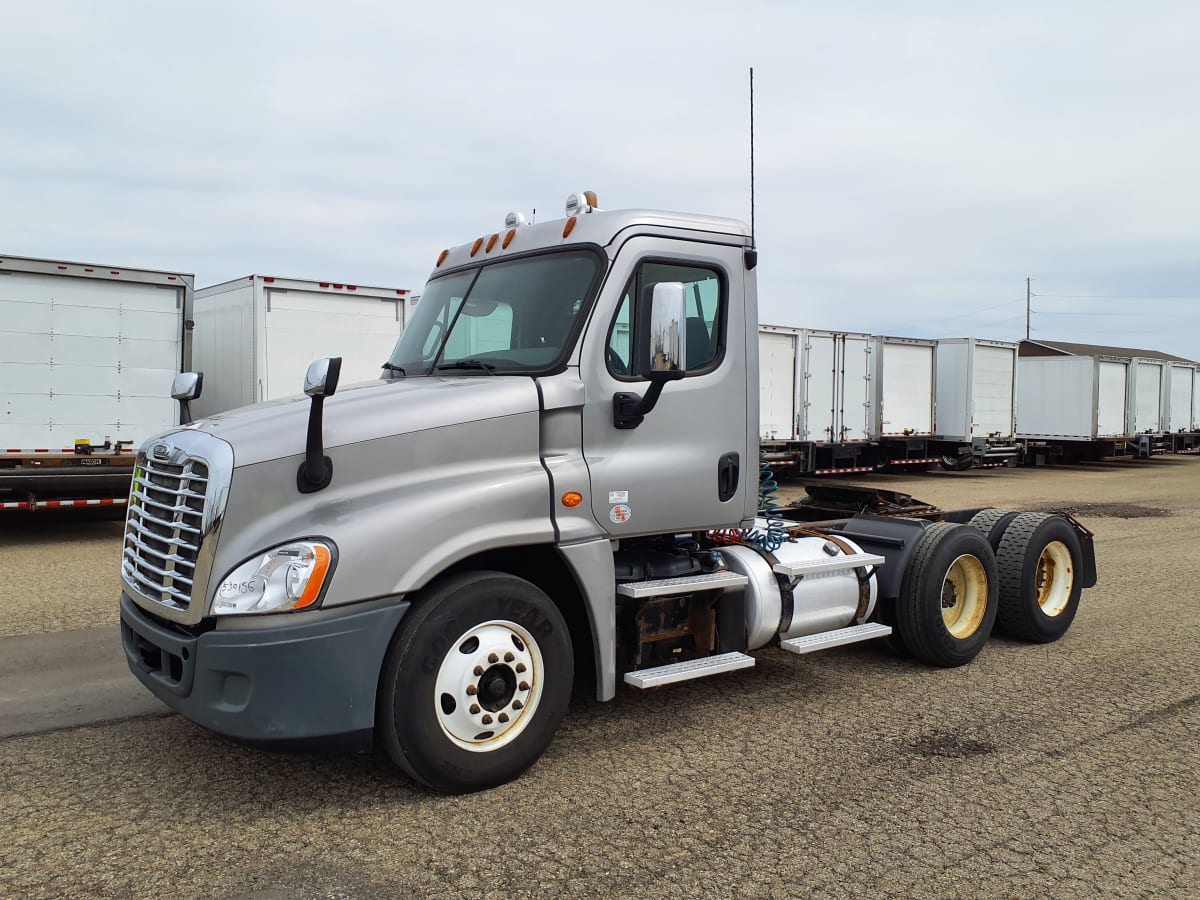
[1019,339,1198,365]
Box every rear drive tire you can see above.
[377,570,573,793]
[995,513,1083,643]
[967,508,1021,550]
[896,522,998,667]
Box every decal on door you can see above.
[608,490,629,503]
[608,504,632,524]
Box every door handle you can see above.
[717,452,740,502]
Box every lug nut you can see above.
[469,704,480,715]
[519,681,530,691]
[473,665,484,676]
[488,653,499,664]
[498,713,509,723]
[504,652,514,662]
[466,684,477,696]
[482,715,493,725]
[516,663,526,673]
[512,700,523,710]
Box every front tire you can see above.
[377,570,573,793]
[896,522,998,667]
[995,513,1083,643]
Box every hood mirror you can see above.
[298,357,342,493]
[172,372,203,425]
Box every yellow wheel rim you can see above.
[940,554,988,639]
[1035,540,1074,617]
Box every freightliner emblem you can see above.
[151,443,171,460]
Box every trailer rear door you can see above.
[1169,364,1195,432]
[878,341,934,435]
[803,332,837,442]
[973,343,1016,438]
[758,329,798,440]
[840,334,872,442]
[262,289,405,399]
[1096,360,1129,437]
[0,272,179,448]
[1132,360,1164,433]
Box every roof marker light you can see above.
[470,238,484,257]
[562,217,577,238]
[502,228,516,249]
[505,211,526,229]
[565,190,599,217]
[437,249,449,267]
[486,233,499,253]
[263,276,275,283]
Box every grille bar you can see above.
[123,453,209,613]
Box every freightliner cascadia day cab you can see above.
[119,193,1097,793]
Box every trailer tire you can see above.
[967,508,1021,550]
[376,570,573,793]
[940,453,973,471]
[995,513,1083,643]
[896,523,998,667]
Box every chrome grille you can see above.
[122,456,209,612]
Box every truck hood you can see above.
[185,376,541,467]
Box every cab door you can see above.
[579,236,753,537]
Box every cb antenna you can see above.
[749,66,756,249]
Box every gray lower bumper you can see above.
[120,594,408,747]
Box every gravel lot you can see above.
[1,458,1198,898]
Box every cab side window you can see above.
[606,261,725,378]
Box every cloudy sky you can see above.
[3,1,1198,359]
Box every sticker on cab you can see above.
[608,490,629,503]
[609,504,632,524]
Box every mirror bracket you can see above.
[612,370,684,429]
[297,358,342,493]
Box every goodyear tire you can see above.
[377,570,573,793]
[896,522,998,667]
[995,513,1083,643]
[967,508,1021,550]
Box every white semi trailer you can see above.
[1016,354,1134,464]
[191,275,413,418]
[0,254,192,511]
[758,328,1004,475]
[933,338,1019,470]
[120,194,1097,793]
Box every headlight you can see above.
[213,540,335,616]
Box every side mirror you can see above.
[646,282,687,375]
[304,357,342,398]
[172,372,203,425]
[298,357,342,493]
[613,283,688,429]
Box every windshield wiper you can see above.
[436,358,496,375]
[381,362,406,375]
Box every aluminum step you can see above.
[623,651,756,689]
[780,622,893,656]
[616,570,749,599]
[771,552,885,579]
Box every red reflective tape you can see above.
[58,265,67,270]
[100,498,115,505]
[45,500,63,507]
[110,270,120,275]
[85,267,94,272]
[34,448,50,453]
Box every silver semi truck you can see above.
[119,195,1097,793]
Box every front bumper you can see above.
[120,594,408,748]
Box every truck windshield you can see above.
[386,250,603,376]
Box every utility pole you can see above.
[1026,276,1031,341]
